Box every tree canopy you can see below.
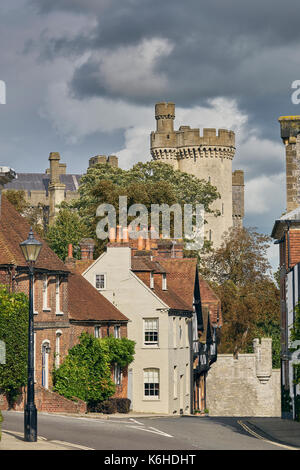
[46,207,87,261]
[201,227,280,364]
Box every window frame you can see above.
[143,368,160,400]
[95,273,106,290]
[143,318,159,346]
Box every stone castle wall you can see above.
[206,338,281,417]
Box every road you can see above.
[1,411,291,451]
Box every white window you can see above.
[42,275,50,311]
[173,317,177,348]
[179,318,183,347]
[34,333,36,382]
[114,363,122,385]
[55,331,62,368]
[150,272,154,289]
[96,274,106,290]
[94,326,101,338]
[162,273,167,290]
[42,341,50,389]
[185,319,189,346]
[144,318,158,345]
[114,326,120,338]
[186,363,189,394]
[144,368,159,399]
[56,276,63,315]
[33,275,38,315]
[174,366,178,398]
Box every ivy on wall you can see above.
[0,286,29,406]
[53,333,135,406]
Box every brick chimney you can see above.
[79,238,95,260]
[65,243,76,271]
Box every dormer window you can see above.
[162,273,167,290]
[150,272,154,289]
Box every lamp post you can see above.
[20,228,42,442]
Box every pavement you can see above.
[0,430,77,450]
[1,412,300,450]
[243,417,300,449]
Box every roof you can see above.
[131,256,166,273]
[133,256,196,312]
[271,207,300,239]
[198,277,221,325]
[72,259,94,275]
[0,195,68,272]
[5,173,81,193]
[157,258,197,309]
[68,272,128,323]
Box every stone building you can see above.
[4,153,118,226]
[271,115,300,420]
[206,338,281,417]
[150,102,245,247]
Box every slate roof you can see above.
[5,173,81,193]
[0,195,69,272]
[68,272,128,323]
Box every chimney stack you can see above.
[79,238,95,260]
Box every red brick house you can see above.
[0,196,129,411]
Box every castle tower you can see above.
[278,116,300,212]
[150,102,241,248]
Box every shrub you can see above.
[88,398,131,414]
[89,399,118,414]
[53,333,115,405]
[115,398,131,413]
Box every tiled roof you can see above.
[133,257,195,312]
[68,272,128,323]
[199,278,221,325]
[5,173,81,193]
[72,259,94,275]
[131,256,166,273]
[0,195,68,272]
[157,258,197,310]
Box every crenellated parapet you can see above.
[151,117,235,162]
[150,102,243,248]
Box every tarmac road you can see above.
[1,411,290,451]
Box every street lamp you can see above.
[20,228,42,442]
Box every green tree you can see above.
[202,227,280,362]
[53,333,115,405]
[46,207,88,261]
[5,189,29,214]
[0,286,28,406]
[68,161,220,256]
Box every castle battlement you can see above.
[150,102,244,248]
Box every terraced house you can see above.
[73,229,221,414]
[0,194,129,412]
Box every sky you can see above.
[1,0,300,270]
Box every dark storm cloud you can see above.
[29,0,300,133]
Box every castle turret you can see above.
[278,116,300,212]
[150,102,241,248]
